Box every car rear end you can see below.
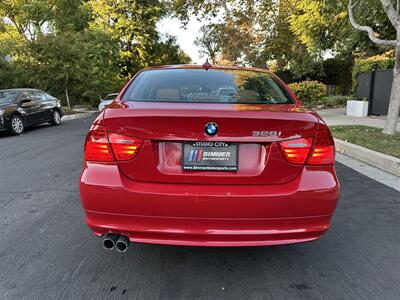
[0,90,20,132]
[79,66,339,247]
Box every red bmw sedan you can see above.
[79,64,339,251]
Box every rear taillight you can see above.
[307,128,335,165]
[108,133,143,161]
[84,125,143,162]
[279,128,335,165]
[84,125,114,162]
[279,137,313,164]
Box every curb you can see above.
[334,138,400,177]
[62,111,97,121]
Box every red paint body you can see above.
[79,65,340,247]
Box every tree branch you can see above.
[8,15,30,43]
[348,0,397,47]
[379,0,399,27]
[397,0,400,15]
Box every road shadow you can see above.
[0,122,62,138]
[76,238,325,299]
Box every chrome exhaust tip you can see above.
[115,235,130,253]
[102,233,119,250]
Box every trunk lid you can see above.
[103,102,320,185]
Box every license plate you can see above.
[182,142,238,171]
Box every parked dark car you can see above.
[98,93,118,111]
[0,88,64,135]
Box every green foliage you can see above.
[172,0,349,83]
[288,47,324,81]
[322,57,353,95]
[51,0,91,32]
[288,0,396,57]
[0,0,191,105]
[0,59,27,89]
[352,52,395,93]
[276,57,353,95]
[90,0,166,78]
[289,82,347,108]
[27,30,122,107]
[171,0,400,89]
[288,81,327,107]
[149,35,191,66]
[320,95,349,108]
[3,0,395,105]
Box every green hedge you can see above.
[319,95,349,108]
[288,81,327,107]
[352,52,395,94]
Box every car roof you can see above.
[0,88,42,93]
[142,64,272,74]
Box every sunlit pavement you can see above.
[0,116,399,299]
[317,107,400,131]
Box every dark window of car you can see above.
[20,91,37,102]
[122,69,295,104]
[34,91,48,102]
[45,93,55,100]
[0,90,20,104]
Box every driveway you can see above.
[0,117,399,299]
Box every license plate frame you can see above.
[182,141,238,171]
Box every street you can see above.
[0,116,399,300]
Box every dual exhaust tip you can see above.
[102,233,130,252]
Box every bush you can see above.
[288,81,326,107]
[319,95,349,108]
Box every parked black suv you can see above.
[0,88,64,135]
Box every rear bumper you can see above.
[85,212,332,246]
[80,163,340,247]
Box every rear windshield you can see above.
[122,69,295,104]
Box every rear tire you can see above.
[50,110,61,126]
[9,115,24,135]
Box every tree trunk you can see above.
[65,74,71,111]
[383,39,400,135]
[65,88,71,111]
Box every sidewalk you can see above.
[62,109,98,121]
[317,108,400,131]
[317,108,400,178]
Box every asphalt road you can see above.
[0,116,399,300]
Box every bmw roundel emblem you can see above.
[205,122,218,136]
